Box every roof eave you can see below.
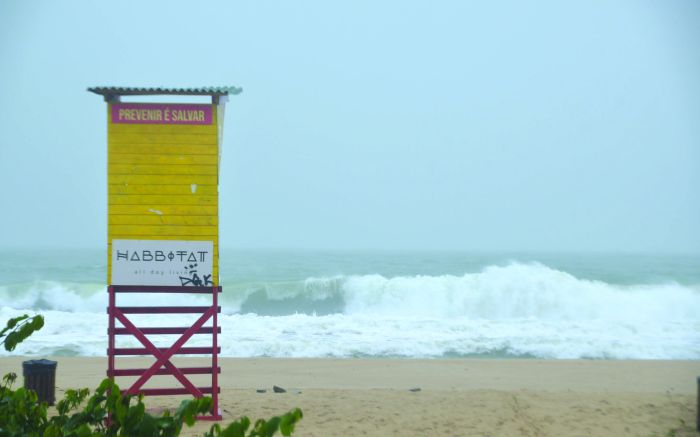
[87,86,243,101]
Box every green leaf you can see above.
[123,401,146,431]
[278,409,303,436]
[30,315,44,330]
[95,377,113,394]
[135,411,157,437]
[206,423,222,437]
[43,424,60,437]
[2,372,17,388]
[4,331,19,351]
[174,396,213,427]
[7,315,28,328]
[1,315,44,351]
[0,315,29,334]
[263,416,281,437]
[218,417,250,437]
[279,415,293,436]
[115,397,127,423]
[74,422,93,437]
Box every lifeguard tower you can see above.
[89,86,242,420]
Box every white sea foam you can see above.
[339,263,700,322]
[1,263,699,359]
[0,281,215,313]
[2,307,697,359]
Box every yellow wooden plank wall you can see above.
[107,104,219,284]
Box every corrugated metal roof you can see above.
[87,86,242,97]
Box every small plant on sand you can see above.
[0,315,302,436]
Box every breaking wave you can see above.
[2,262,699,359]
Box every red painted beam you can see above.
[110,366,220,377]
[112,285,222,294]
[112,327,221,335]
[120,386,220,396]
[196,414,223,421]
[109,347,221,355]
[114,306,221,314]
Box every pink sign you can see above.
[111,103,213,125]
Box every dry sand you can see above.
[1,357,698,436]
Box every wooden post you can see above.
[212,285,219,418]
[107,285,115,380]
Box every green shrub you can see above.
[0,372,49,436]
[1,373,301,437]
[0,373,212,437]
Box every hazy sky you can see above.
[0,1,698,252]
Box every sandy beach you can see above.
[1,357,697,436]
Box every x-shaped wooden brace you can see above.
[112,306,217,396]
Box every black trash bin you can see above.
[22,359,57,405]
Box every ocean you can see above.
[1,249,698,359]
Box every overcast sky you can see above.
[0,0,698,252]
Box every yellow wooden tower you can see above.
[88,86,241,287]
